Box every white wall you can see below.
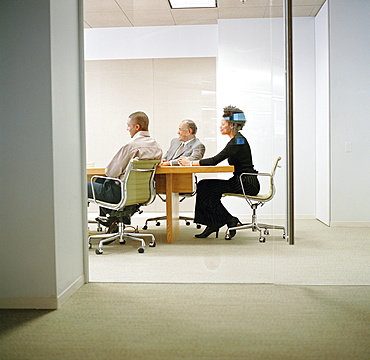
[0,0,85,309]
[84,24,218,60]
[51,0,86,297]
[328,0,370,224]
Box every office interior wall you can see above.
[328,0,370,224]
[0,0,85,308]
[84,24,218,60]
[50,0,86,297]
[315,2,330,225]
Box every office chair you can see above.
[142,176,201,230]
[223,157,286,242]
[88,159,160,255]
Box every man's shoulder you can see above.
[192,137,205,148]
[168,138,181,147]
[170,137,181,144]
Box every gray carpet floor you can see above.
[88,215,369,285]
[1,217,369,359]
[0,283,369,360]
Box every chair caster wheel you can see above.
[142,225,148,230]
[196,224,201,229]
[95,248,103,255]
[119,239,126,244]
[264,229,269,235]
[138,247,145,253]
[259,237,266,243]
[156,222,160,226]
[225,234,231,240]
[283,233,286,239]
[186,221,191,226]
[149,241,156,247]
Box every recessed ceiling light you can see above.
[168,0,217,9]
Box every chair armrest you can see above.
[240,172,271,177]
[91,175,122,183]
[239,172,272,198]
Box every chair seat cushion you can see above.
[223,192,271,201]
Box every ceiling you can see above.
[83,0,326,28]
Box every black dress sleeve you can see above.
[199,138,235,166]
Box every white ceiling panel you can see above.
[293,5,316,16]
[84,0,122,12]
[264,6,284,17]
[218,0,269,6]
[84,11,132,28]
[126,10,175,26]
[116,0,171,11]
[219,6,266,19]
[83,0,327,28]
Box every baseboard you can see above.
[330,221,370,228]
[57,274,85,308]
[0,275,85,310]
[233,214,316,220]
[0,296,59,310]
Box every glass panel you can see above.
[84,0,289,283]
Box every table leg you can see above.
[165,174,179,243]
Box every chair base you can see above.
[225,221,286,242]
[88,223,156,254]
[88,219,103,232]
[143,215,201,230]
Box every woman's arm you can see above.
[198,139,235,166]
[178,139,234,167]
[177,157,200,166]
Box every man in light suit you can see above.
[161,119,205,166]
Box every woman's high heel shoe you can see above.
[227,217,241,239]
[195,226,219,238]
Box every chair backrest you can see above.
[264,156,282,200]
[235,156,281,203]
[222,157,282,204]
[120,159,160,208]
[91,159,160,210]
[271,156,281,178]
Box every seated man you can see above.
[161,119,205,166]
[88,111,162,229]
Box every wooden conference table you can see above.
[87,165,234,243]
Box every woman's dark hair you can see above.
[223,105,246,130]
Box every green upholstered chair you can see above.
[88,159,160,254]
[223,157,286,242]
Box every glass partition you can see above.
[84,0,317,284]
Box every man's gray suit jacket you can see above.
[163,137,205,166]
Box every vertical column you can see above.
[0,0,85,309]
[284,0,294,244]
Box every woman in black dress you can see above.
[178,105,260,238]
